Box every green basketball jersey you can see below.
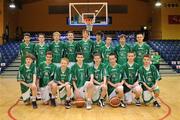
[90,63,106,83]
[49,41,65,63]
[71,63,91,88]
[34,43,49,67]
[138,65,160,89]
[93,41,105,54]
[17,63,36,93]
[54,67,72,84]
[133,42,150,66]
[38,62,56,87]
[115,44,131,65]
[77,39,94,63]
[151,55,161,64]
[123,62,140,85]
[106,64,126,94]
[101,46,114,64]
[64,41,77,62]
[20,42,35,64]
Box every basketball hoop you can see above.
[83,18,94,32]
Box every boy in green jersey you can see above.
[90,53,107,107]
[52,58,73,109]
[101,35,114,64]
[151,52,161,71]
[115,34,131,65]
[17,54,38,109]
[123,52,142,106]
[34,33,49,67]
[93,31,105,54]
[38,51,56,105]
[138,55,161,107]
[133,33,150,66]
[20,33,35,64]
[107,53,126,108]
[64,31,77,68]
[76,29,94,66]
[72,52,94,110]
[49,32,65,66]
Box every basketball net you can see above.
[84,18,94,32]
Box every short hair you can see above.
[24,33,30,37]
[38,33,45,37]
[143,54,150,58]
[25,53,35,60]
[106,35,112,39]
[136,32,144,37]
[76,52,83,56]
[95,31,104,38]
[109,53,117,58]
[93,53,101,58]
[61,57,69,63]
[53,32,61,36]
[118,34,126,39]
[82,29,89,34]
[46,51,52,56]
[128,51,135,55]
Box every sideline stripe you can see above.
[7,99,19,120]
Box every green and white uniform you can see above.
[90,63,106,101]
[38,62,56,102]
[133,42,150,66]
[34,43,49,67]
[101,45,114,64]
[17,63,36,101]
[123,62,140,92]
[49,41,65,64]
[64,41,77,67]
[106,64,126,99]
[54,67,73,100]
[93,41,105,54]
[71,63,92,98]
[77,39,94,64]
[20,42,35,64]
[115,44,131,65]
[138,65,161,103]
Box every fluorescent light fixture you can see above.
[155,1,162,7]
[9,0,16,8]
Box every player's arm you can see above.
[17,69,31,88]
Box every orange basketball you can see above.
[75,97,85,108]
[109,96,121,107]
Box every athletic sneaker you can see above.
[135,98,141,106]
[64,100,71,109]
[50,98,56,107]
[32,101,38,109]
[98,99,105,107]
[153,101,161,108]
[86,101,92,110]
[119,100,126,108]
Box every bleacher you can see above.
[147,40,180,73]
[0,41,20,74]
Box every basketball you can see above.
[75,97,85,108]
[109,96,121,108]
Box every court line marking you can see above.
[7,99,19,120]
[158,97,171,120]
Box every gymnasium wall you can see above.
[161,6,180,39]
[0,0,4,45]
[16,0,151,32]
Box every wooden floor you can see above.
[0,76,180,120]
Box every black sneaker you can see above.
[153,101,161,108]
[32,101,38,109]
[119,100,126,108]
[98,99,105,107]
[135,98,141,106]
[50,98,56,107]
[64,100,71,109]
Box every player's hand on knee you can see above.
[127,84,133,89]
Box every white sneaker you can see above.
[86,101,92,110]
